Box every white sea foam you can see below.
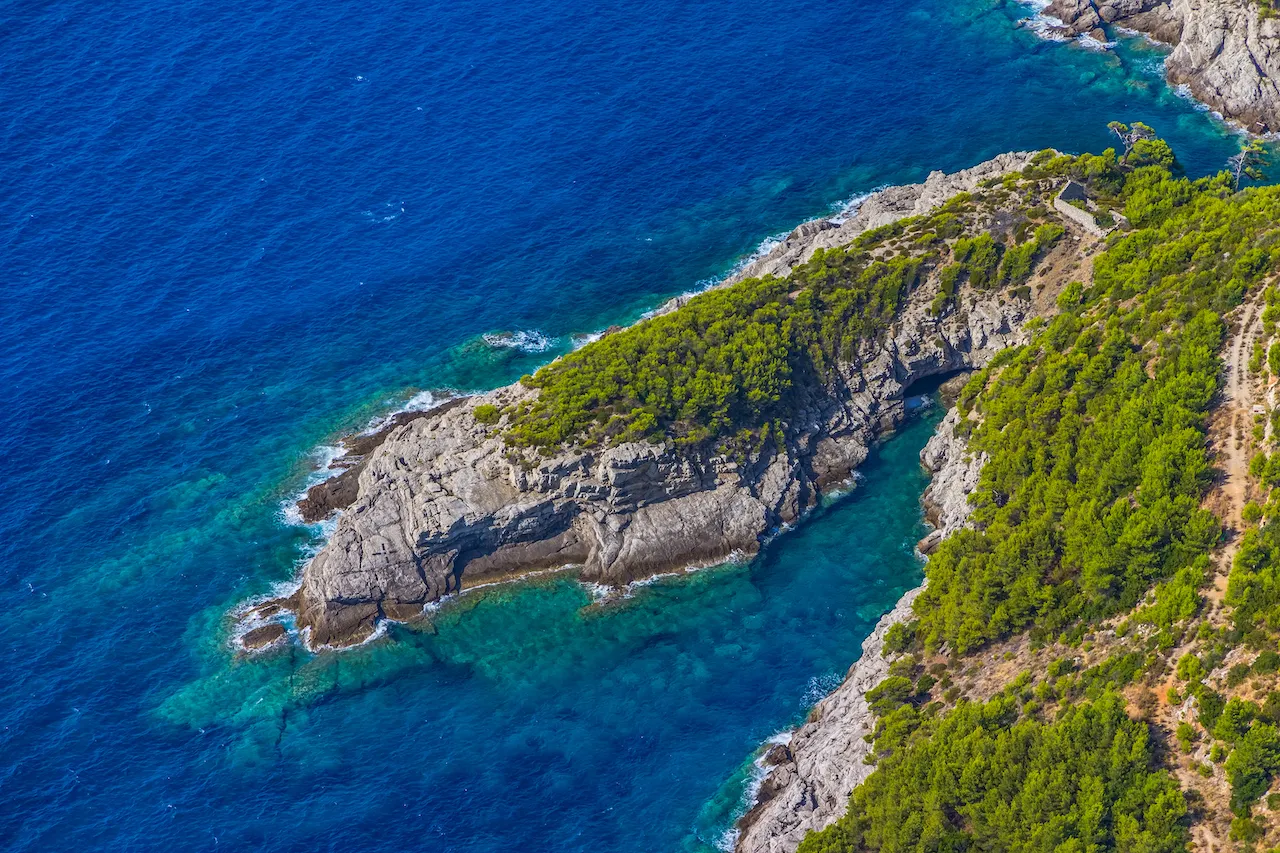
[361,201,404,223]
[802,670,845,704]
[642,289,701,319]
[642,230,793,321]
[1076,33,1116,51]
[230,578,304,653]
[358,388,456,436]
[1011,0,1070,43]
[482,329,556,352]
[279,388,456,538]
[578,581,615,601]
[278,442,349,527]
[717,730,797,851]
[820,469,866,504]
[827,186,885,225]
[1112,24,1168,47]
[301,617,392,653]
[570,330,605,350]
[724,232,787,279]
[1175,84,1214,114]
[1021,13,1070,41]
[639,185,892,325]
[578,553,750,606]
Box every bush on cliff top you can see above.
[502,248,925,451]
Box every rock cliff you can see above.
[249,153,1056,651]
[1044,0,1280,132]
[732,408,984,853]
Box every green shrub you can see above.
[472,403,500,425]
[1256,651,1280,675]
[881,622,915,657]
[1229,663,1255,689]
[1225,723,1280,813]
[866,676,917,716]
[504,239,932,450]
[1177,721,1197,753]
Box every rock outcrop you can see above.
[254,153,1056,651]
[1044,0,1280,132]
[732,407,986,853]
[295,404,469,524]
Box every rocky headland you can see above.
[1043,0,1280,132]
[241,151,1086,651]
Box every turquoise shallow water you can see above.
[159,409,939,852]
[0,0,1259,848]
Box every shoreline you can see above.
[240,151,1039,653]
[1028,0,1280,134]
[266,185,902,597]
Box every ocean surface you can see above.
[0,0,1253,849]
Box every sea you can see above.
[0,0,1253,849]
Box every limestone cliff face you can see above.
[1045,0,1280,132]
[275,154,1041,650]
[732,407,985,853]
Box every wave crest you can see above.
[482,330,556,352]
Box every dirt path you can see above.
[1209,297,1263,603]
[1156,297,1267,853]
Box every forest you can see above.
[492,131,1280,847]
[801,141,1280,850]
[797,693,1186,853]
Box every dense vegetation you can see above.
[500,190,1064,452]
[503,256,920,449]
[800,140,1280,851]
[797,693,1186,853]
[904,150,1280,655]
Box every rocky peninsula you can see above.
[1044,0,1280,132]
[240,150,1094,651]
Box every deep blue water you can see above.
[0,0,1251,849]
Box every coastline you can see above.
[242,151,1050,652]
[263,183,911,605]
[1027,0,1280,134]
